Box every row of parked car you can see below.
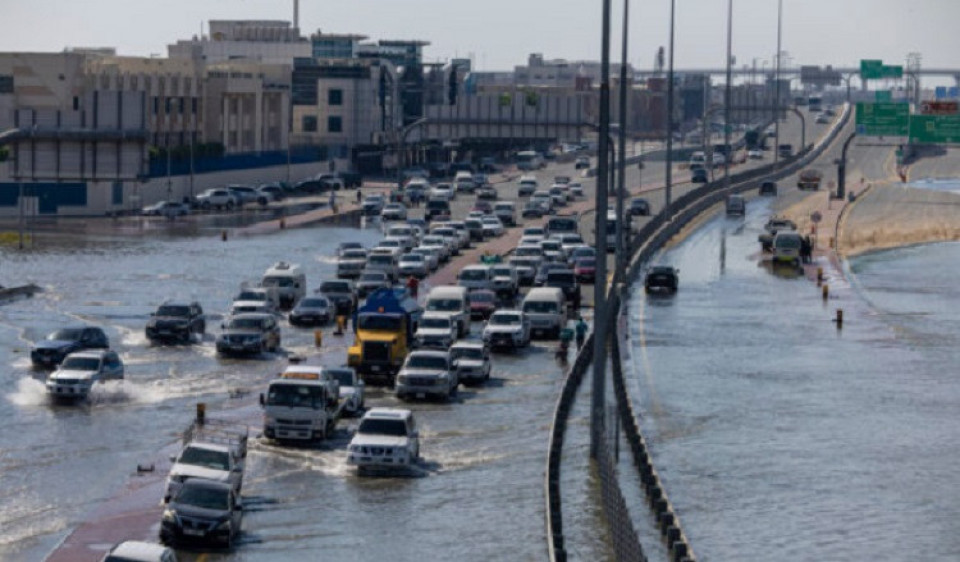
[141,172,364,217]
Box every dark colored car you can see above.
[31,326,109,368]
[534,262,568,286]
[146,301,206,344]
[759,181,778,196]
[159,478,242,549]
[476,184,498,200]
[472,201,493,215]
[644,266,679,294]
[629,198,651,216]
[545,269,581,303]
[468,290,497,320]
[318,279,358,315]
[691,168,709,183]
[338,171,363,188]
[573,256,597,283]
[425,199,451,222]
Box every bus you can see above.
[515,150,544,171]
[807,95,823,112]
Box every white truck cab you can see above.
[260,366,343,442]
[261,262,306,309]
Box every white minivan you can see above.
[458,265,494,291]
[424,285,472,337]
[522,287,567,339]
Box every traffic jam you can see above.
[36,159,604,557]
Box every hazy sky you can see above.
[2,0,958,75]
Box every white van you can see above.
[522,287,567,339]
[518,175,538,196]
[458,265,493,291]
[424,285,471,337]
[689,151,707,170]
[261,262,306,309]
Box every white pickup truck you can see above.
[164,419,248,503]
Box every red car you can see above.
[469,289,497,319]
[472,201,493,215]
[573,257,596,283]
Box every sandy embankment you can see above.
[779,182,960,258]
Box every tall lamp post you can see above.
[591,0,612,460]
[664,0,676,210]
[723,0,733,188]
[615,0,630,283]
[773,0,783,167]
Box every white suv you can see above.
[347,408,420,474]
[196,188,238,210]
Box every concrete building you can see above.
[515,53,633,89]
[204,61,291,154]
[168,20,310,65]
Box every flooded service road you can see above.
[625,196,960,561]
[0,220,598,562]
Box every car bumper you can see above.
[264,423,323,441]
[396,381,448,397]
[160,521,231,546]
[216,341,263,355]
[46,384,90,398]
[289,314,329,326]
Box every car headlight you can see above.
[244,335,262,344]
[162,509,177,523]
[215,519,232,531]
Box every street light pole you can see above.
[773,0,783,167]
[664,0,676,210]
[615,0,629,284]
[723,0,733,188]
[591,0,612,461]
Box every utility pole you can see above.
[591,0,612,460]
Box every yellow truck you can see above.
[347,288,421,385]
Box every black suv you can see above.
[644,266,679,294]
[545,269,581,304]
[160,478,242,549]
[629,198,651,216]
[146,301,205,344]
[31,326,109,368]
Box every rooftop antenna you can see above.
[293,0,299,31]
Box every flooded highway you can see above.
[624,192,960,561]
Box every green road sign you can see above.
[909,114,960,144]
[875,90,892,102]
[856,102,909,136]
[860,59,903,80]
[861,59,883,79]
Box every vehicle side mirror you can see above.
[410,431,419,439]
[232,466,242,473]
[169,455,177,463]
[221,323,226,329]
[259,393,265,407]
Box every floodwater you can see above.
[0,221,590,561]
[624,196,960,561]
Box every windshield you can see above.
[451,347,484,360]
[266,382,325,409]
[576,258,596,267]
[49,328,83,341]
[407,354,448,370]
[401,255,423,263]
[157,305,189,317]
[492,268,513,277]
[420,317,451,329]
[236,291,266,302]
[176,484,229,511]
[516,247,542,257]
[490,313,521,326]
[460,269,489,281]
[179,447,230,471]
[321,282,349,293]
[471,292,494,303]
[59,356,100,371]
[342,250,366,259]
[358,418,408,437]
[263,276,295,288]
[776,236,802,249]
[227,317,264,330]
[358,314,401,331]
[329,370,355,386]
[299,298,328,308]
[427,298,463,312]
[524,301,559,314]
[360,273,386,282]
[369,255,393,266]
[542,242,561,251]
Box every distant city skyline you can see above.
[2,0,958,80]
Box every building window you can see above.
[165,98,171,113]
[302,115,318,132]
[327,116,342,133]
[328,89,343,106]
[153,97,159,115]
[191,98,197,114]
[112,182,123,206]
[179,97,185,113]
[72,97,79,111]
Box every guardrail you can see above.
[545,104,852,562]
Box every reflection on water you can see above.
[627,206,960,561]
